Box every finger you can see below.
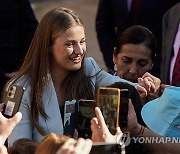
[116,127,122,135]
[74,138,86,154]
[91,119,100,140]
[149,81,156,93]
[162,84,171,88]
[142,72,152,79]
[0,112,6,121]
[95,107,107,129]
[10,112,22,127]
[81,139,93,154]
[0,145,8,154]
[5,112,22,138]
[91,117,98,125]
[143,78,151,91]
[0,103,4,112]
[73,129,78,140]
[142,72,161,90]
[145,76,157,92]
[144,76,154,82]
[138,78,146,88]
[128,100,134,114]
[56,138,76,154]
[127,100,136,126]
[91,118,99,130]
[136,85,147,97]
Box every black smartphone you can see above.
[78,99,96,139]
[2,85,25,118]
[119,89,129,127]
[64,100,78,137]
[90,143,121,154]
[97,87,120,135]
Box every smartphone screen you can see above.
[3,85,25,118]
[78,99,96,138]
[64,100,78,137]
[119,89,129,127]
[97,87,120,134]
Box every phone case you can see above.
[119,89,129,127]
[3,85,25,118]
[78,99,96,138]
[97,87,120,134]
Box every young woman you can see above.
[3,7,157,146]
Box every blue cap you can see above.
[141,86,180,137]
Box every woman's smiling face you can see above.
[51,25,86,74]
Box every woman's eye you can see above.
[66,43,73,47]
[139,61,148,67]
[80,40,86,44]
[122,58,131,64]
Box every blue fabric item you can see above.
[141,86,180,137]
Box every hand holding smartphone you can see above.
[2,85,25,118]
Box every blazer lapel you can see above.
[42,77,64,134]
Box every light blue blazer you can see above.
[8,57,136,146]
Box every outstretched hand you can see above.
[91,100,142,143]
[56,138,92,154]
[91,107,122,143]
[0,104,22,147]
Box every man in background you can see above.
[96,0,179,77]
[161,3,180,86]
[0,0,38,96]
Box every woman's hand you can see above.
[136,72,161,99]
[141,72,161,93]
[0,103,22,153]
[122,100,141,135]
[91,107,122,143]
[91,100,142,140]
[0,111,22,146]
[56,138,92,154]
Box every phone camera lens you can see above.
[8,92,12,97]
[10,87,14,91]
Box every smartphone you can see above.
[97,87,120,134]
[64,100,78,137]
[2,85,25,118]
[90,143,121,154]
[119,89,129,128]
[78,99,96,138]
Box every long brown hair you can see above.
[2,7,94,135]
